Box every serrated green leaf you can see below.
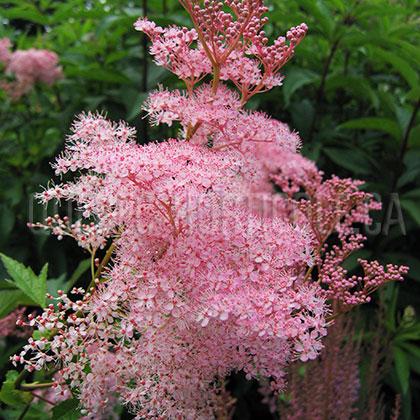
[393,345,410,394]
[0,371,32,406]
[52,398,82,420]
[0,281,18,290]
[339,117,401,140]
[0,253,47,307]
[39,263,48,286]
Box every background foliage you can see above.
[0,0,419,419]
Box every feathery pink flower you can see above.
[19,1,407,418]
[0,38,62,99]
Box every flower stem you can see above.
[20,382,55,391]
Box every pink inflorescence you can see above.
[19,112,327,418]
[0,37,62,99]
[0,307,33,342]
[135,0,307,101]
[17,1,407,419]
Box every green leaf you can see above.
[394,323,420,342]
[0,254,47,307]
[0,290,23,319]
[395,105,412,136]
[408,124,420,147]
[353,3,408,18]
[0,281,19,290]
[0,371,32,407]
[325,74,379,109]
[46,273,67,298]
[339,117,401,140]
[290,99,314,141]
[393,345,410,394]
[323,147,372,175]
[126,92,149,121]
[401,343,420,374]
[400,200,420,227]
[342,249,371,272]
[105,50,129,65]
[369,46,419,89]
[2,8,49,25]
[52,398,82,420]
[392,39,420,68]
[401,188,420,200]
[64,67,131,84]
[1,403,48,420]
[296,0,335,40]
[0,287,40,318]
[329,0,345,13]
[283,69,319,107]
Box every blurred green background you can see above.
[0,0,419,419]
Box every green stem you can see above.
[90,248,97,282]
[20,382,55,391]
[17,402,32,420]
[86,232,121,291]
[14,369,30,389]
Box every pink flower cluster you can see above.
[17,1,407,419]
[0,307,33,342]
[20,112,327,418]
[136,0,306,102]
[0,37,62,99]
[270,155,408,309]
